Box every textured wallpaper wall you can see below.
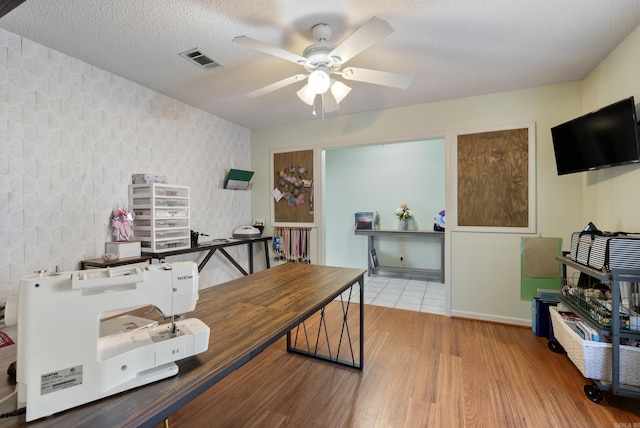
[0,28,252,299]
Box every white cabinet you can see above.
[129,183,190,252]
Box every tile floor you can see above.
[342,275,445,315]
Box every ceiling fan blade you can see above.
[322,91,340,113]
[233,35,309,66]
[247,74,308,98]
[329,17,394,64]
[341,67,413,89]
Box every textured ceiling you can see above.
[1,0,640,129]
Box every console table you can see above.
[354,229,444,283]
[143,236,272,275]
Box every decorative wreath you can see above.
[277,163,312,206]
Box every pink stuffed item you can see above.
[111,207,135,241]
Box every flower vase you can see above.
[399,219,408,231]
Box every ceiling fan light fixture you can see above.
[297,84,316,105]
[235,17,413,117]
[330,80,351,104]
[308,67,331,94]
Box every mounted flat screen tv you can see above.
[551,96,640,175]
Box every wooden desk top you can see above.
[80,255,152,269]
[143,236,272,258]
[0,263,365,427]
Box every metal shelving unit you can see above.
[552,256,640,402]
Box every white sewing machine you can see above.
[6,261,210,422]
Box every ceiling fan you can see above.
[232,17,414,115]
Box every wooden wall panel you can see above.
[273,149,314,224]
[457,128,529,227]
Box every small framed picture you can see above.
[355,212,374,230]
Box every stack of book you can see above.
[558,310,601,342]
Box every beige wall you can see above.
[251,82,585,325]
[251,25,640,325]
[582,25,640,231]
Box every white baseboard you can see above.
[450,310,531,327]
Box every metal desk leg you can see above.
[359,274,364,370]
[198,249,218,273]
[218,248,249,276]
[440,235,445,283]
[286,276,364,370]
[263,240,271,268]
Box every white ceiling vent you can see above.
[179,48,223,70]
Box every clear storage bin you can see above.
[155,198,188,208]
[135,229,187,239]
[130,186,151,196]
[155,208,189,218]
[155,229,189,239]
[132,197,152,205]
[154,187,189,198]
[152,238,190,251]
[155,218,189,228]
[133,209,150,218]
[132,198,189,208]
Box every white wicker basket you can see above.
[549,306,640,386]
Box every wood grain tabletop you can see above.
[0,263,365,427]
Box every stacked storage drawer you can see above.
[129,183,190,252]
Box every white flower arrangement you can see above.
[394,203,412,221]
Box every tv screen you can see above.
[551,96,640,175]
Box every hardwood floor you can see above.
[161,303,640,427]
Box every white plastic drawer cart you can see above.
[129,183,191,252]
[550,256,640,403]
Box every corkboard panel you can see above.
[273,149,314,224]
[457,128,529,228]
